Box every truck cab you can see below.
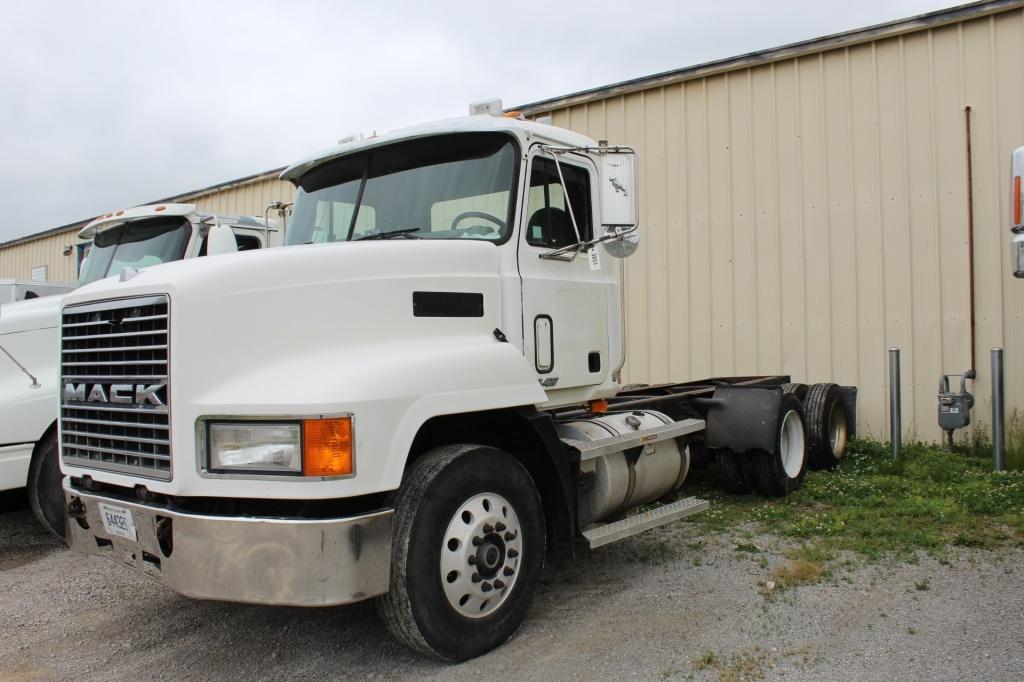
[0,204,280,537]
[57,110,846,661]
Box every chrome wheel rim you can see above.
[440,492,522,619]
[779,409,806,479]
[828,402,848,458]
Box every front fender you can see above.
[0,327,59,446]
[186,334,546,496]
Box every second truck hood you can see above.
[0,294,65,336]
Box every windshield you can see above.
[286,133,518,245]
[78,217,191,286]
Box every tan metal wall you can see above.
[540,8,1024,442]
[0,176,296,284]
[187,177,296,217]
[0,227,83,283]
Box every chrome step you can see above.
[562,418,705,462]
[581,496,710,549]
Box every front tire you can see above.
[376,444,544,661]
[27,430,66,541]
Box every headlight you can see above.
[209,423,301,474]
[205,417,353,477]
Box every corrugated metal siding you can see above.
[187,178,296,217]
[541,9,1024,442]
[0,177,296,283]
[0,227,82,283]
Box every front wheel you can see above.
[27,431,66,541]
[376,444,544,661]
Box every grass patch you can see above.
[683,438,1024,562]
[773,559,823,587]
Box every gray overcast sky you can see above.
[0,0,960,242]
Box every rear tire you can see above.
[714,448,753,494]
[27,431,66,542]
[749,394,808,497]
[804,383,849,469]
[376,444,544,661]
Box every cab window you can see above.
[524,157,592,249]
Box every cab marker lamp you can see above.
[206,417,353,476]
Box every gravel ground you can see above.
[2,490,1022,681]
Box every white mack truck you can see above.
[0,205,279,538]
[58,107,853,661]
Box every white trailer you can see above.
[0,204,280,537]
[57,109,853,660]
[0,280,74,304]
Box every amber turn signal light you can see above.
[303,417,353,476]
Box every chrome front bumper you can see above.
[64,484,393,607]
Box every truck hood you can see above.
[0,293,66,336]
[65,239,503,307]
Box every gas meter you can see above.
[938,370,975,448]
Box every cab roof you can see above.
[78,204,274,240]
[280,115,598,185]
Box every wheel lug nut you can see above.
[481,581,493,592]
[493,579,505,589]
[472,536,483,546]
[468,555,477,565]
[504,531,516,541]
[495,522,506,532]
[471,573,482,583]
[503,566,514,576]
[483,523,494,533]
[508,549,519,558]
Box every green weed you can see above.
[681,438,1024,562]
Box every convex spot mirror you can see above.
[207,223,238,256]
[594,147,639,258]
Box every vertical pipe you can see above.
[965,107,976,373]
[992,347,1005,472]
[889,348,902,459]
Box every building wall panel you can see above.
[537,8,1024,442]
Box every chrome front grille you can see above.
[60,295,171,480]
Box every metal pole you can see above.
[890,348,902,460]
[992,347,1005,472]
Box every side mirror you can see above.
[596,147,639,258]
[208,224,238,256]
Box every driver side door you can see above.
[517,149,610,392]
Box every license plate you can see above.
[98,502,137,542]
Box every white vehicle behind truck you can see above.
[0,280,75,305]
[59,106,854,660]
[0,204,280,537]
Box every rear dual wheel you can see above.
[377,444,544,661]
[715,393,809,498]
[804,383,849,469]
[748,395,808,497]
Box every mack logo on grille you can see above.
[64,382,166,406]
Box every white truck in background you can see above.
[58,107,853,660]
[0,280,75,305]
[0,204,281,537]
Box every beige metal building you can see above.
[2,0,1022,442]
[516,0,1024,442]
[0,169,295,284]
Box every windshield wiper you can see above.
[355,227,422,241]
